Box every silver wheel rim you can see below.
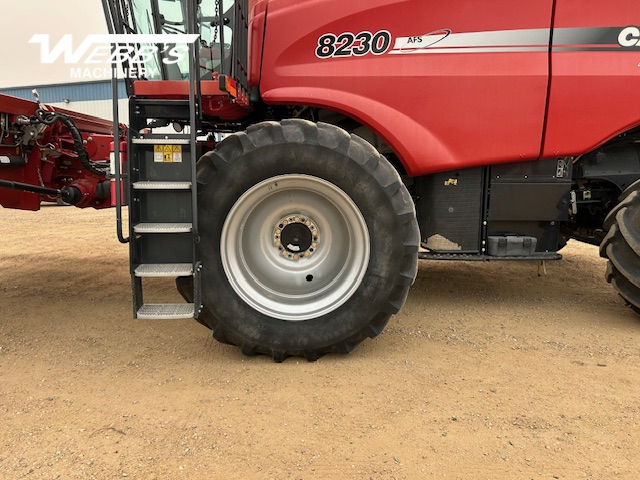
[220,174,370,321]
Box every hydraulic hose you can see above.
[33,109,107,177]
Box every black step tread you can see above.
[134,263,193,277]
[137,303,195,319]
[133,223,192,233]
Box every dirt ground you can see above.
[1,205,640,480]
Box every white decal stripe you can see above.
[389,46,549,55]
[393,29,550,52]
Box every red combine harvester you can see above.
[1,0,640,361]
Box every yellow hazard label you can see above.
[153,145,182,163]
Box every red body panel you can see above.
[259,0,554,176]
[543,1,640,156]
[248,0,268,87]
[256,0,640,176]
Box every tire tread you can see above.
[601,180,640,312]
[190,119,419,361]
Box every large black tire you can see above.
[600,179,640,314]
[177,119,419,361]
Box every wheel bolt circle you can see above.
[273,214,320,262]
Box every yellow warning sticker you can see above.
[153,145,163,162]
[172,145,183,163]
[153,145,182,163]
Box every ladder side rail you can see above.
[188,0,203,123]
[186,0,200,242]
[101,0,115,34]
[217,0,226,76]
[236,0,249,89]
[108,0,136,97]
[187,0,202,317]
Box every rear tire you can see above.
[180,119,419,361]
[600,179,640,313]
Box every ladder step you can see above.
[131,137,190,145]
[137,303,195,320]
[133,223,192,233]
[135,263,193,277]
[133,181,192,190]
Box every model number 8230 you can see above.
[316,30,392,58]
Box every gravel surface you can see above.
[2,205,640,479]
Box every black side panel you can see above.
[139,191,192,223]
[564,141,640,245]
[574,144,640,192]
[415,158,573,258]
[488,183,571,221]
[138,233,193,264]
[415,167,483,253]
[488,159,572,252]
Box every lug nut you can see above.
[274,214,320,262]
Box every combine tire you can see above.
[178,119,419,361]
[600,179,640,313]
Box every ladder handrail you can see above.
[103,0,129,244]
[111,53,129,244]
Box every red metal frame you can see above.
[0,94,114,211]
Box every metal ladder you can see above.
[111,8,203,320]
[127,128,201,320]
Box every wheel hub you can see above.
[221,174,370,321]
[273,215,319,261]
